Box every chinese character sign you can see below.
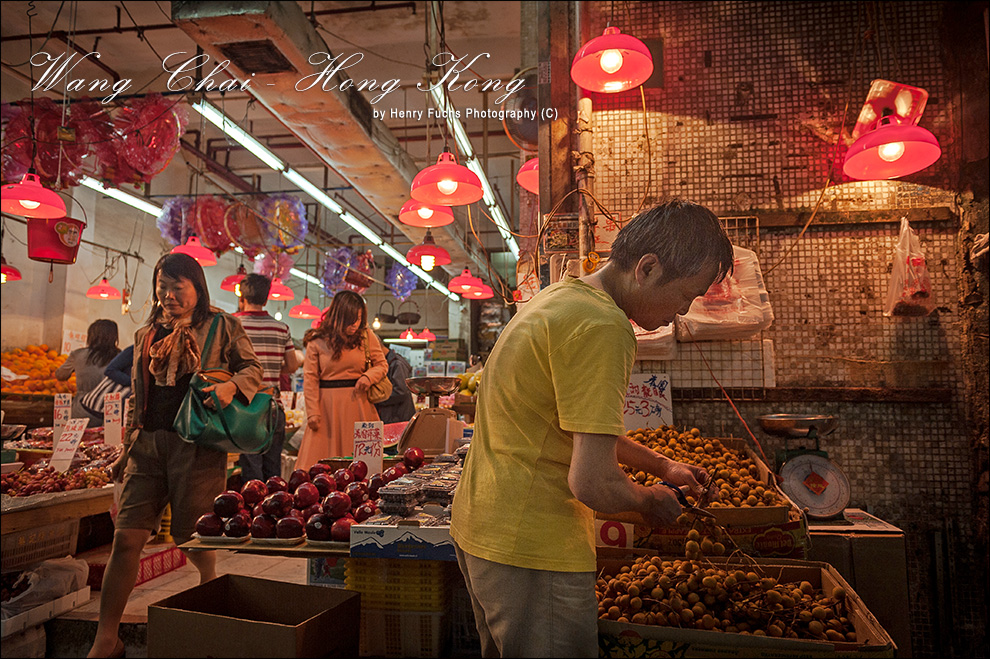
[54,393,72,448]
[623,373,672,432]
[104,391,123,447]
[61,329,86,355]
[50,418,89,473]
[353,421,384,476]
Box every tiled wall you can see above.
[584,2,984,656]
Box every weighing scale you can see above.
[397,377,460,455]
[758,414,851,520]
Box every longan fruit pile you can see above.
[623,426,784,509]
[596,528,857,642]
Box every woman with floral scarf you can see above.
[87,253,262,659]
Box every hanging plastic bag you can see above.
[884,217,935,317]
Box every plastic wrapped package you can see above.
[1,556,89,619]
[884,217,936,317]
[632,320,676,360]
[675,245,774,342]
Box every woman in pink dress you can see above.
[298,290,387,467]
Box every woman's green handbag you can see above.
[174,314,277,454]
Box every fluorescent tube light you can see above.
[80,176,161,216]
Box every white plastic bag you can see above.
[0,556,88,618]
[632,320,676,360]
[676,246,774,341]
[884,217,935,317]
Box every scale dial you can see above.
[778,453,851,519]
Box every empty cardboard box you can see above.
[148,574,360,658]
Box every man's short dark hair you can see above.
[240,273,272,306]
[609,199,734,286]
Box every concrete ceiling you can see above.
[0,1,527,290]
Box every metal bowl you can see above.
[405,377,461,396]
[757,414,837,438]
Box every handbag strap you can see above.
[200,314,222,366]
[363,330,371,370]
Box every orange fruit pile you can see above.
[1,344,75,395]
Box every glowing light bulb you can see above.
[100,291,109,298]
[417,206,434,220]
[878,141,906,162]
[19,199,41,210]
[234,282,242,297]
[1,274,6,284]
[437,179,459,196]
[421,254,436,271]
[372,317,381,330]
[600,49,624,74]
[603,81,624,92]
[274,311,283,320]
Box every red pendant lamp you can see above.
[268,277,295,301]
[570,27,654,94]
[463,284,494,300]
[398,199,455,228]
[417,327,436,341]
[448,268,484,294]
[289,296,321,319]
[400,328,418,340]
[1,256,23,284]
[1,172,67,219]
[410,147,483,206]
[221,263,247,293]
[171,235,217,266]
[406,230,451,272]
[86,278,122,300]
[516,158,540,195]
[842,116,941,180]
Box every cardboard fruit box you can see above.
[148,575,360,658]
[596,547,895,658]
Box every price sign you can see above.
[61,329,86,355]
[104,391,124,447]
[53,393,73,448]
[280,391,295,410]
[353,421,384,476]
[623,373,672,432]
[50,417,89,473]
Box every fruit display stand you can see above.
[1,486,114,571]
[596,547,895,658]
[0,393,55,428]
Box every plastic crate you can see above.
[345,575,451,611]
[450,583,481,657]
[359,609,449,658]
[346,557,451,585]
[1,519,79,572]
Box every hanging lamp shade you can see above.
[268,277,295,301]
[516,157,540,194]
[570,26,654,94]
[221,264,248,293]
[406,230,451,272]
[410,148,483,206]
[289,296,321,319]
[464,284,494,300]
[171,235,217,266]
[86,278,122,300]
[417,327,436,341]
[400,328,418,340]
[1,256,22,284]
[398,199,455,228]
[842,116,941,180]
[448,268,484,294]
[1,172,67,219]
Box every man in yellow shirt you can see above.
[450,200,734,657]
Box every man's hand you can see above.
[663,461,718,505]
[110,445,129,482]
[641,483,685,526]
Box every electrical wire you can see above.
[635,85,653,216]
[5,1,66,67]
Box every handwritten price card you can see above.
[50,418,89,473]
[61,329,86,355]
[280,391,295,410]
[623,373,672,432]
[53,393,73,448]
[104,391,123,447]
[353,421,384,476]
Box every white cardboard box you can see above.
[350,522,455,561]
[0,585,91,638]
